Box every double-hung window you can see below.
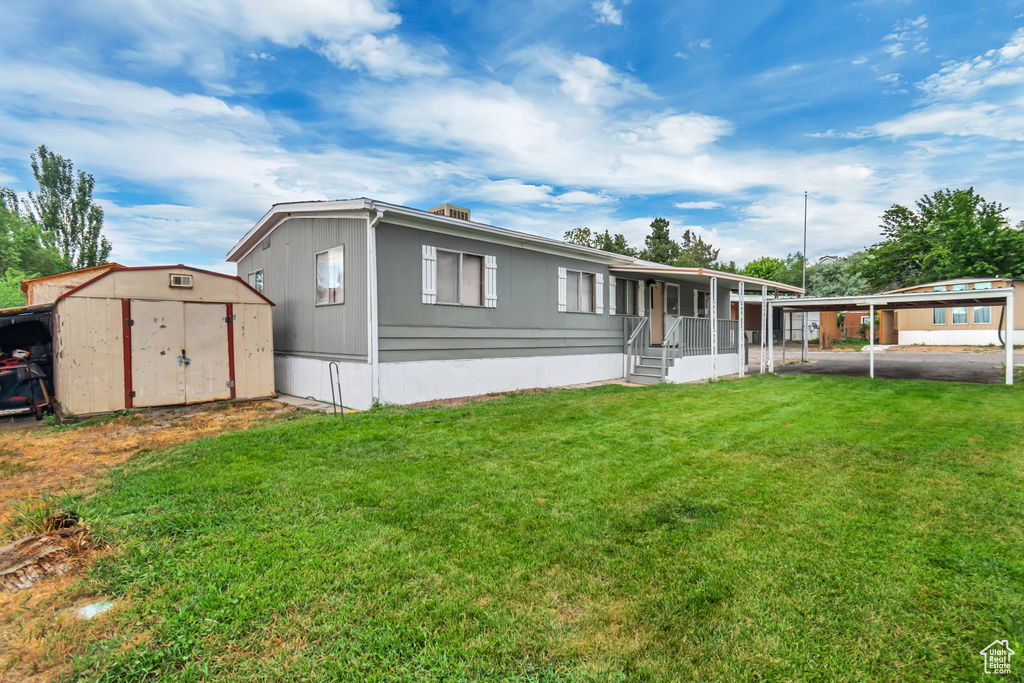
[695,291,711,318]
[932,286,946,324]
[951,283,968,324]
[614,278,638,315]
[566,270,595,313]
[315,246,344,305]
[437,249,484,306]
[973,282,992,323]
[666,284,680,316]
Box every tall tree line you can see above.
[0,145,113,306]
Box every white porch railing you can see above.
[622,316,649,376]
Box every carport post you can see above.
[869,303,875,379]
[711,276,718,380]
[768,298,775,372]
[738,283,745,378]
[801,311,808,362]
[760,285,768,373]
[1006,289,1015,385]
[781,311,786,364]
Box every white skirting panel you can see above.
[664,353,741,384]
[898,329,1024,346]
[274,355,374,410]
[377,353,624,405]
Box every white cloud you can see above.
[320,34,448,78]
[674,201,723,210]
[592,0,624,26]
[918,28,1024,100]
[689,38,712,50]
[881,15,929,58]
[552,54,651,107]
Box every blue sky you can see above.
[1,0,1022,272]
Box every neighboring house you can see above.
[227,199,802,409]
[731,296,818,343]
[882,278,1023,345]
[21,263,122,306]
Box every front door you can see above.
[130,300,231,407]
[651,282,664,345]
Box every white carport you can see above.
[764,288,1016,384]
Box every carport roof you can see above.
[769,287,1013,312]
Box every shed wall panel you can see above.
[55,297,126,415]
[233,303,275,398]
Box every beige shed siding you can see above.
[232,302,275,398]
[24,265,120,306]
[69,269,268,305]
[894,280,1023,331]
[54,297,126,415]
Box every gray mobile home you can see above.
[227,199,802,409]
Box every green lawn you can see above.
[68,375,1023,682]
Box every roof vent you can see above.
[429,203,471,221]
[169,273,194,288]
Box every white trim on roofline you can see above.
[225,198,803,294]
[770,287,1014,310]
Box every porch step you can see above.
[629,371,663,385]
[639,355,674,368]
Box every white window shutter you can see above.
[557,267,567,312]
[608,277,616,315]
[595,273,604,314]
[638,282,645,316]
[484,255,497,308]
[422,245,437,304]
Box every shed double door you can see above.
[131,300,231,407]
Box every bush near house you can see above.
[34,376,1024,681]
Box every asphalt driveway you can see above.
[752,345,1014,384]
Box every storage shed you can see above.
[44,265,274,416]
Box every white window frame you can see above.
[247,269,264,293]
[951,283,968,324]
[666,283,681,316]
[564,269,597,314]
[315,245,344,306]
[973,282,992,324]
[932,286,946,325]
[436,248,486,307]
[695,290,711,318]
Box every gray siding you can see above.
[236,217,368,360]
[376,223,622,362]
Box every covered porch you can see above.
[610,264,804,385]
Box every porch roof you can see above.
[609,263,805,295]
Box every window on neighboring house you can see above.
[614,278,637,316]
[695,291,711,317]
[247,269,264,293]
[565,270,595,313]
[315,245,344,305]
[973,282,992,323]
[666,284,680,316]
[437,249,484,306]
[951,283,968,323]
[932,286,946,324]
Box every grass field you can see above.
[47,375,1024,681]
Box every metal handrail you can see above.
[661,316,684,378]
[624,317,650,376]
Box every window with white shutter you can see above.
[424,246,492,307]
[561,269,597,313]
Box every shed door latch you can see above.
[177,350,192,366]
[125,319,134,327]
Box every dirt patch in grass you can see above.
[0,400,294,529]
[0,399,296,682]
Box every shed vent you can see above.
[428,203,471,221]
[169,273,194,288]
